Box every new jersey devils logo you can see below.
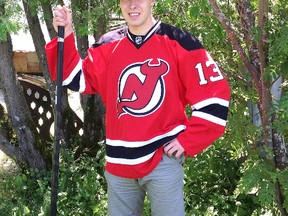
[117,58,169,118]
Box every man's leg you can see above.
[105,171,146,216]
[140,154,185,216]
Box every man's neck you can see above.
[128,17,157,35]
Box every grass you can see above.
[0,151,23,215]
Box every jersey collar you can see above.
[127,20,161,49]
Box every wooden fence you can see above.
[12,51,83,142]
[13,51,42,74]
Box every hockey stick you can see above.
[50,25,65,216]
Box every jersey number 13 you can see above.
[195,60,224,85]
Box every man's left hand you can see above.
[163,138,185,158]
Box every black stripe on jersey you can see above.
[196,104,229,121]
[106,132,183,160]
[156,23,203,51]
[65,71,81,91]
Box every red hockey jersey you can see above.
[46,21,230,178]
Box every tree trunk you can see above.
[22,0,55,103]
[271,77,288,170]
[209,0,287,214]
[0,33,46,169]
[71,0,106,159]
[23,0,84,150]
[41,2,58,40]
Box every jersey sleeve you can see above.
[45,33,105,95]
[177,46,230,157]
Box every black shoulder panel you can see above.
[156,23,203,51]
[92,27,128,48]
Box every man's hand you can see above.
[53,5,73,38]
[163,138,185,158]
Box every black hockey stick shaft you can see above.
[51,25,65,216]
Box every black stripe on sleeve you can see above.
[65,71,81,91]
[196,104,229,121]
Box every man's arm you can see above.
[177,48,230,157]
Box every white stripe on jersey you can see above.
[106,151,155,165]
[192,111,227,126]
[62,60,82,86]
[144,21,161,42]
[192,97,229,110]
[106,124,186,148]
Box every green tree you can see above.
[0,0,47,169]
[153,0,288,214]
[0,0,114,168]
[209,1,288,214]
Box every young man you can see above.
[46,0,230,215]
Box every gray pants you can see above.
[105,153,185,216]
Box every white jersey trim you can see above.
[192,97,229,110]
[144,21,161,42]
[192,111,227,126]
[106,124,186,148]
[62,60,82,86]
[106,151,155,165]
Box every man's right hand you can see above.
[53,5,73,38]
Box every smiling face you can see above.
[120,0,156,35]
